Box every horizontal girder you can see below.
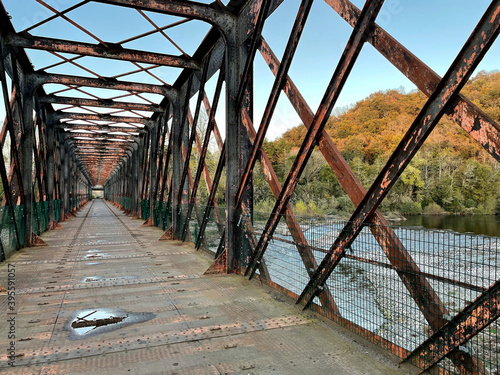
[7,33,201,69]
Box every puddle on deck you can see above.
[81,275,139,283]
[66,308,155,339]
[83,249,110,260]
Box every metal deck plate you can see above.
[0,200,419,374]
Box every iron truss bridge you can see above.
[0,0,499,374]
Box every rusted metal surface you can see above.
[7,33,200,69]
[298,0,500,309]
[50,112,152,126]
[245,0,386,279]
[178,57,210,225]
[240,109,339,313]
[234,0,272,110]
[235,0,313,208]
[182,61,225,241]
[326,0,500,163]
[93,0,232,29]
[33,72,174,99]
[39,95,163,112]
[258,34,455,353]
[407,280,500,372]
[1,1,499,373]
[196,142,226,251]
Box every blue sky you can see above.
[1,0,499,140]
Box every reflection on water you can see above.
[66,308,155,339]
[395,215,500,237]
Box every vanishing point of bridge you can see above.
[0,0,499,374]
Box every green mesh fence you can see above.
[0,204,25,259]
[153,201,160,227]
[53,199,61,222]
[41,201,49,232]
[141,199,150,220]
[32,202,40,236]
[16,205,25,247]
[180,204,225,251]
[31,201,50,236]
[152,201,172,231]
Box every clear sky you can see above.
[1,0,499,140]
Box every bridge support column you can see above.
[47,119,57,228]
[224,29,254,273]
[20,84,34,246]
[172,87,190,240]
[131,149,139,215]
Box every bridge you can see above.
[0,0,499,374]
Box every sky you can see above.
[1,0,499,140]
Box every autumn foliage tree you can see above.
[255,71,500,217]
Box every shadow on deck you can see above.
[0,200,420,374]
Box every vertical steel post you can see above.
[62,143,70,216]
[46,118,55,224]
[173,79,192,239]
[21,84,34,245]
[224,22,255,272]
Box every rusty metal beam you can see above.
[66,132,138,141]
[327,0,500,162]
[173,74,193,238]
[50,111,152,126]
[0,48,25,203]
[407,280,500,372]
[39,95,163,112]
[32,72,175,99]
[298,0,499,309]
[182,61,224,241]
[234,0,272,110]
[235,0,313,207]
[177,57,210,209]
[179,56,211,240]
[245,0,386,278]
[158,129,173,204]
[195,141,225,251]
[71,139,134,148]
[91,0,232,31]
[240,109,339,314]
[152,111,169,203]
[76,147,128,153]
[7,33,201,69]
[57,124,147,134]
[202,93,224,150]
[77,153,127,159]
[258,36,452,337]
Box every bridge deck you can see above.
[0,200,419,374]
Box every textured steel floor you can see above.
[0,200,420,374]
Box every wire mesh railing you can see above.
[248,210,499,375]
[115,199,499,374]
[0,205,25,259]
[0,198,74,260]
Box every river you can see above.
[393,214,500,237]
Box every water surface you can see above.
[394,215,500,237]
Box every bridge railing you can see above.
[192,204,499,375]
[113,196,499,375]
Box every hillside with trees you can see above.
[253,71,500,217]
